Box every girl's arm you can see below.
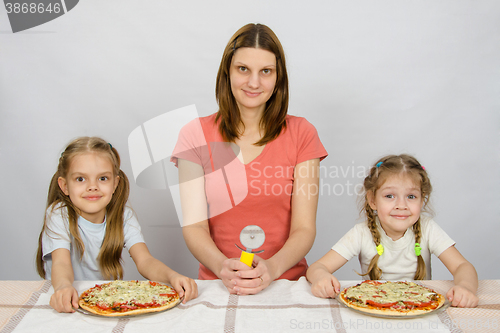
[129,242,198,303]
[235,159,321,294]
[306,250,348,298]
[438,245,479,307]
[49,248,79,313]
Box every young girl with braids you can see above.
[36,137,197,313]
[306,154,479,307]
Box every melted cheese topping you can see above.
[82,281,176,307]
[343,281,438,308]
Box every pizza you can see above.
[78,280,180,317]
[338,280,446,316]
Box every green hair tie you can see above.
[415,243,422,256]
[376,244,384,256]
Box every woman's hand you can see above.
[220,258,254,293]
[50,284,79,313]
[224,256,278,295]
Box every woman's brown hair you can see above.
[36,137,129,280]
[215,23,289,146]
[361,154,432,280]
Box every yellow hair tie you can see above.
[415,243,422,256]
[376,244,384,256]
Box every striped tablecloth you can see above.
[1,278,498,333]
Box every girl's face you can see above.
[230,47,277,115]
[58,152,119,224]
[368,174,424,241]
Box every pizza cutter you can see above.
[235,225,265,267]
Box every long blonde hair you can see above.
[36,137,129,280]
[362,154,432,280]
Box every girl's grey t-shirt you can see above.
[42,204,145,280]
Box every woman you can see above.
[171,23,327,295]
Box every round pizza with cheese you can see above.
[78,280,181,317]
[338,280,446,316]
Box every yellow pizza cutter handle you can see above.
[240,251,254,267]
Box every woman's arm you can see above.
[129,242,198,302]
[49,248,79,313]
[178,158,223,276]
[182,220,226,279]
[235,158,320,294]
[438,245,479,307]
[267,158,321,275]
[178,159,252,293]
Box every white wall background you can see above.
[1,0,498,281]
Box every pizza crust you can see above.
[78,298,180,317]
[78,281,181,317]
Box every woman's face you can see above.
[229,47,277,115]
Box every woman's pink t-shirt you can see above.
[172,113,327,280]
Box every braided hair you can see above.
[361,154,431,280]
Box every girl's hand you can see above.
[219,258,253,294]
[49,284,79,313]
[446,285,479,308]
[438,246,478,308]
[230,256,277,295]
[310,275,341,299]
[168,272,198,303]
[306,250,347,299]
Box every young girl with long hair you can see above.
[36,137,197,313]
[306,154,478,307]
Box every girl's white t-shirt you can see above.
[41,203,145,280]
[331,216,455,280]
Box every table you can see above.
[1,278,498,333]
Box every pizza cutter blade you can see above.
[237,225,265,266]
